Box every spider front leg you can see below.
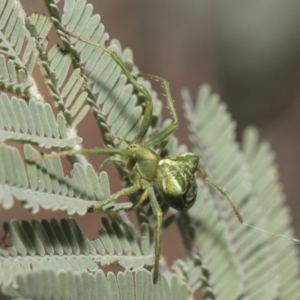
[99,156,126,171]
[27,147,132,162]
[66,31,154,144]
[67,32,178,148]
[87,175,142,212]
[140,74,179,148]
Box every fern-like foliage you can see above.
[1,218,154,279]
[0,143,122,213]
[181,85,300,299]
[0,94,82,147]
[3,268,189,300]
[1,218,189,299]
[0,0,299,299]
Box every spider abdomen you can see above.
[156,153,199,210]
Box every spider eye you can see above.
[130,143,138,149]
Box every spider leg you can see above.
[147,127,170,153]
[140,74,179,148]
[105,52,153,143]
[26,147,132,162]
[99,156,126,171]
[87,176,142,212]
[149,188,163,283]
[67,32,179,148]
[66,31,153,144]
[125,182,152,211]
[125,184,162,283]
[198,165,243,224]
[105,132,132,145]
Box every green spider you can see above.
[34,32,243,283]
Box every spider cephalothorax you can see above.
[127,143,160,181]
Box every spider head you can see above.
[156,153,199,210]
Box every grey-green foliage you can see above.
[181,86,300,299]
[3,268,189,300]
[0,94,82,147]
[1,218,189,299]
[0,0,299,299]
[1,218,152,282]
